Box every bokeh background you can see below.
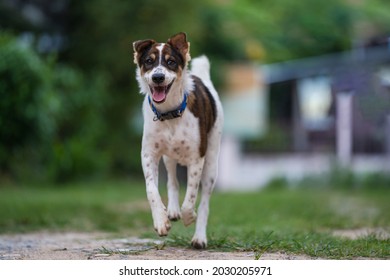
[1,0,390,187]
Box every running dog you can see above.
[133,32,223,249]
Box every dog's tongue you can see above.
[152,87,166,103]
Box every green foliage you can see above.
[228,0,355,62]
[40,64,110,182]
[0,34,114,182]
[358,0,390,35]
[0,35,44,173]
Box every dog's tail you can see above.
[191,55,211,82]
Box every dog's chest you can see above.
[149,115,201,165]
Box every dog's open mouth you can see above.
[150,80,174,103]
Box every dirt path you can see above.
[0,232,311,260]
[2,228,387,260]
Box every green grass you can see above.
[164,186,390,259]
[0,180,150,233]
[0,178,389,259]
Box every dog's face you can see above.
[133,32,191,104]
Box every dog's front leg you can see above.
[181,159,204,226]
[163,156,181,221]
[142,151,171,236]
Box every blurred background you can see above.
[1,0,390,189]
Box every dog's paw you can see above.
[168,211,181,222]
[191,238,207,249]
[153,209,171,236]
[181,208,197,226]
[153,216,171,236]
[167,203,182,221]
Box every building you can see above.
[218,43,390,190]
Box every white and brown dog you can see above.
[133,32,223,249]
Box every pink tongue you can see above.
[152,88,166,102]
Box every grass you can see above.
[0,180,149,233]
[163,185,390,259]
[0,177,389,259]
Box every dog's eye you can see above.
[167,59,176,66]
[145,58,154,65]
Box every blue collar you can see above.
[148,93,188,121]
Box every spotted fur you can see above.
[133,32,223,249]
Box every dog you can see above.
[132,32,223,249]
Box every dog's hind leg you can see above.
[181,158,204,227]
[191,129,222,249]
[191,158,217,249]
[163,156,181,221]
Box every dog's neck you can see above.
[148,92,188,121]
[148,71,193,115]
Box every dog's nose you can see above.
[152,73,165,84]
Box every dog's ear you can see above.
[133,39,156,64]
[167,32,191,62]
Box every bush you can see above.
[41,64,110,182]
[0,34,112,183]
[0,34,44,175]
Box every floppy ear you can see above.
[167,32,191,62]
[132,39,156,64]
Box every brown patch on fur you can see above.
[167,32,191,63]
[161,43,185,71]
[133,42,162,75]
[187,75,217,157]
[133,39,156,64]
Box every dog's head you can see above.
[133,32,191,104]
